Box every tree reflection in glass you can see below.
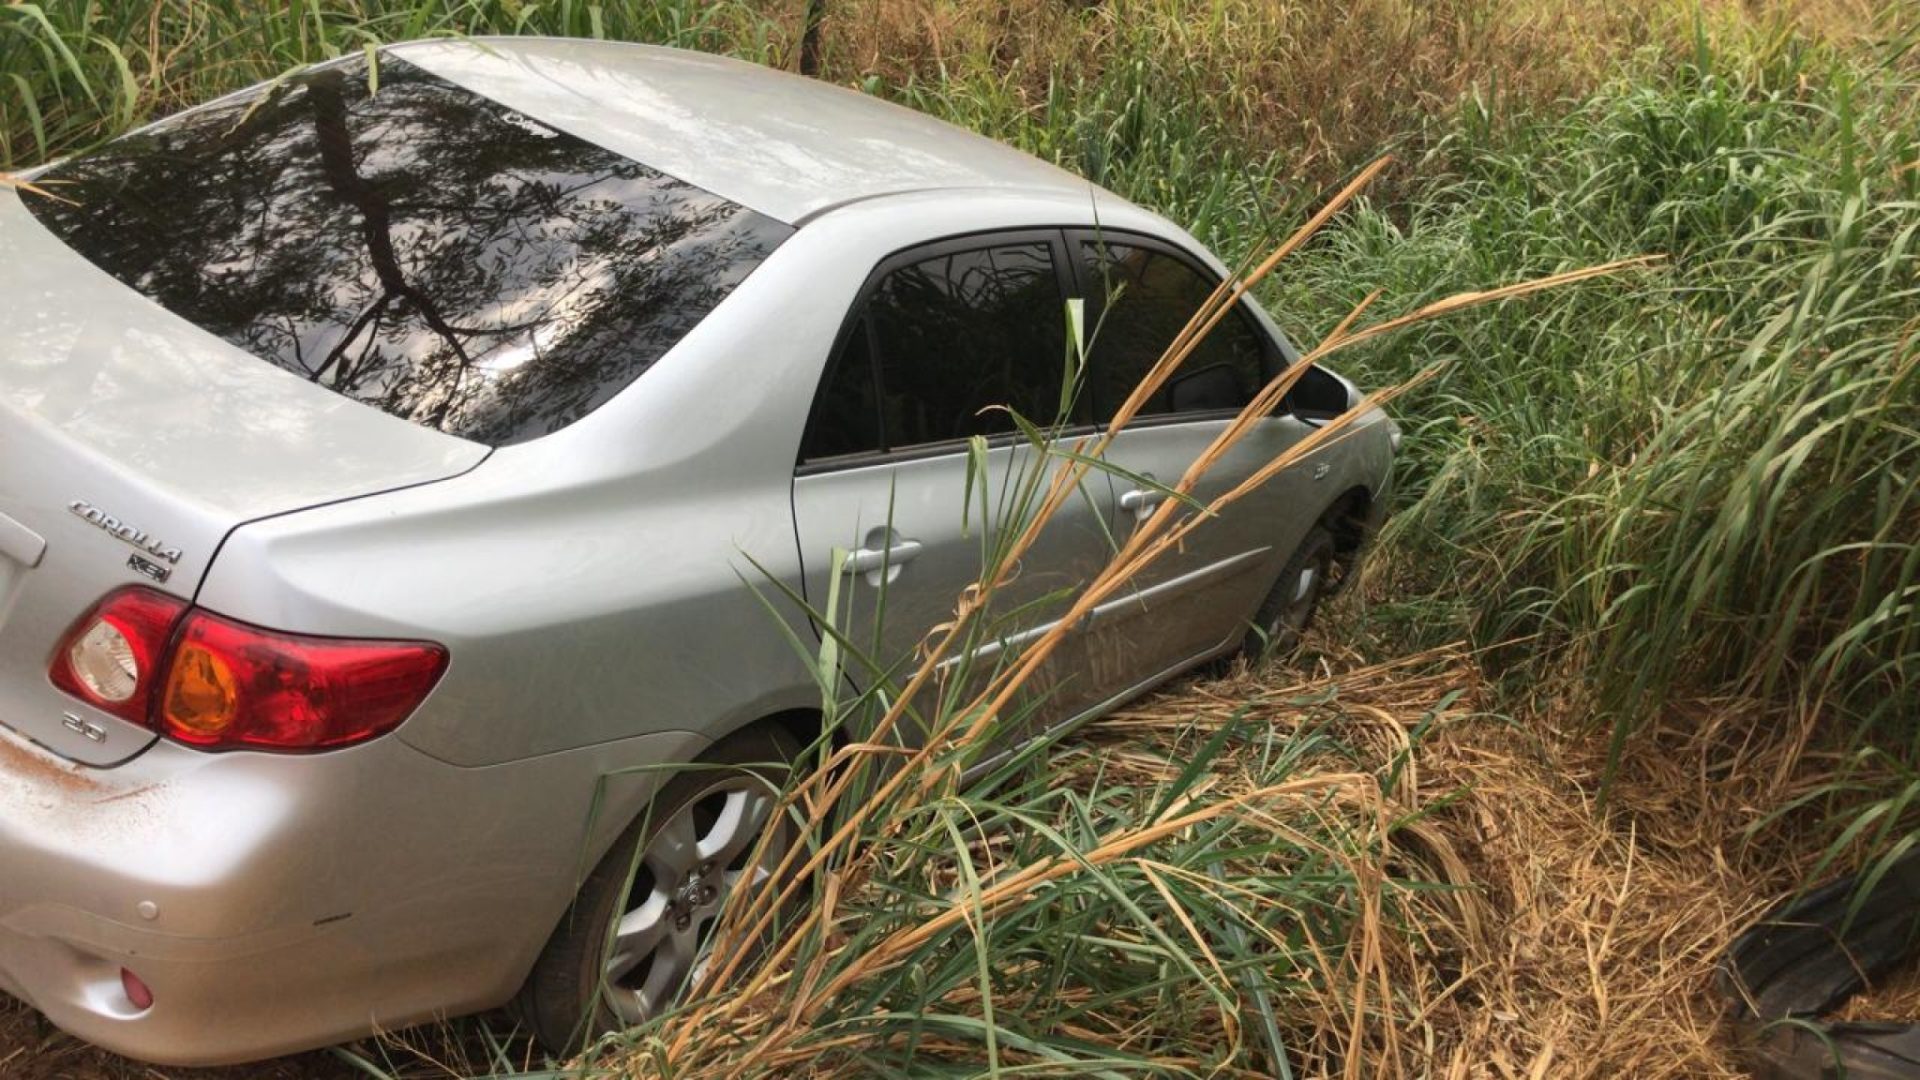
[27,55,794,446]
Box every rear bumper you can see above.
[0,890,515,1066]
[0,722,702,1065]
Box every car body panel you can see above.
[792,442,1117,743]
[196,454,825,767]
[1089,417,1304,672]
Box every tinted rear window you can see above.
[24,54,793,446]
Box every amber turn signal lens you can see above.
[162,641,239,737]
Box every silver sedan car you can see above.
[0,38,1394,1065]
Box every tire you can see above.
[1241,524,1337,665]
[516,725,799,1055]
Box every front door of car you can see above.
[1068,230,1320,687]
[790,232,1115,750]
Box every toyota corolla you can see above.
[0,38,1394,1064]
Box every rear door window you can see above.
[23,53,793,447]
[1076,238,1273,421]
[800,236,1074,463]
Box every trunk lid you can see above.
[0,191,488,766]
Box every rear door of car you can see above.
[1066,229,1322,680]
[790,231,1115,747]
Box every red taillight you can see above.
[48,587,188,726]
[155,610,447,751]
[51,590,447,753]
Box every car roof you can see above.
[389,38,1099,225]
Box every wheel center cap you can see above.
[675,871,707,911]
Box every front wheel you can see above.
[1241,524,1337,664]
[516,725,798,1055]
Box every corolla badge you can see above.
[67,500,184,565]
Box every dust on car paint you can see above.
[0,731,98,797]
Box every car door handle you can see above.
[842,539,923,576]
[1118,488,1167,514]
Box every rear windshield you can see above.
[24,54,793,446]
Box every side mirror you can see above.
[1284,365,1354,419]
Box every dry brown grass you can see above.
[807,0,1890,187]
[1084,619,1906,1077]
[1389,700,1777,1077]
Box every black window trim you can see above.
[794,225,1301,477]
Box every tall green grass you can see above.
[838,17,1920,765]
[0,0,786,168]
[1265,35,1920,760]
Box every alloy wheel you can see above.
[601,777,784,1023]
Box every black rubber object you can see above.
[1718,847,1920,1079]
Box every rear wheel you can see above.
[1241,524,1337,664]
[517,725,797,1055]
